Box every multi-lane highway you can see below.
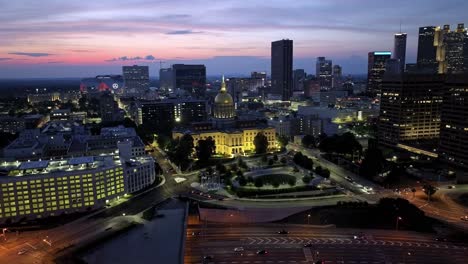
[185,224,467,264]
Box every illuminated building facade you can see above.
[173,77,277,155]
[367,51,391,95]
[271,39,293,101]
[0,155,155,224]
[122,65,150,93]
[316,57,333,90]
[80,75,125,95]
[378,74,444,155]
[439,75,468,181]
[136,99,207,131]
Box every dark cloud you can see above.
[165,30,202,35]
[8,52,52,57]
[105,55,156,62]
[0,58,12,61]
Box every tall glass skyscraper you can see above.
[367,51,391,95]
[316,57,333,90]
[393,33,407,73]
[417,26,438,73]
[271,39,293,101]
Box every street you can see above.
[185,224,467,264]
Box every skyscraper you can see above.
[159,68,173,92]
[443,23,467,74]
[316,57,333,90]
[172,64,206,97]
[438,74,468,183]
[393,33,407,73]
[293,69,306,91]
[271,39,293,101]
[378,74,444,154]
[332,65,342,89]
[417,26,438,73]
[122,65,149,93]
[367,51,391,95]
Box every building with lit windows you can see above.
[438,75,468,183]
[378,74,444,156]
[0,154,155,224]
[173,77,277,156]
[367,51,392,95]
[271,39,293,101]
[123,65,150,94]
[316,57,333,90]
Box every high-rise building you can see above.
[417,26,438,73]
[332,65,343,89]
[122,65,149,93]
[378,74,444,155]
[99,92,124,123]
[159,68,173,92]
[385,59,403,76]
[172,64,206,97]
[367,51,391,95]
[443,23,467,74]
[293,69,306,91]
[316,57,333,90]
[439,75,468,182]
[136,99,207,133]
[393,33,407,73]
[271,39,293,101]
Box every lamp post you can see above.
[307,214,311,225]
[396,216,402,230]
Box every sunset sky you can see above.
[1,0,467,78]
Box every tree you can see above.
[268,158,274,166]
[216,162,227,174]
[195,136,216,162]
[301,135,315,148]
[206,166,214,175]
[236,170,243,177]
[238,176,247,186]
[273,154,278,161]
[173,134,194,169]
[261,155,268,163]
[302,175,312,184]
[156,134,171,150]
[277,135,289,149]
[254,132,269,154]
[359,146,385,179]
[288,178,296,187]
[247,176,254,183]
[230,163,238,172]
[272,181,280,188]
[321,168,331,179]
[423,184,437,201]
[280,157,287,164]
[254,177,264,188]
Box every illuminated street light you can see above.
[396,216,402,230]
[307,214,311,225]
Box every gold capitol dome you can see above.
[214,75,234,105]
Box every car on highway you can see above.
[447,185,456,189]
[303,242,313,248]
[17,249,27,255]
[353,232,366,240]
[461,216,468,221]
[435,237,448,242]
[203,255,214,261]
[345,176,353,182]
[234,247,244,252]
[256,249,268,255]
[277,229,289,234]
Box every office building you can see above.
[293,69,306,91]
[316,57,333,90]
[443,24,467,74]
[393,33,407,73]
[159,68,173,92]
[367,51,391,95]
[0,154,155,224]
[122,65,150,93]
[251,71,267,81]
[439,75,468,182]
[271,39,293,100]
[99,92,124,123]
[385,59,403,76]
[172,64,206,97]
[417,26,438,73]
[332,65,343,89]
[378,74,444,156]
[136,99,207,132]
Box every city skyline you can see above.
[1,0,468,78]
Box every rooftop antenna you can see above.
[399,20,402,33]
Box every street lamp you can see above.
[396,216,402,230]
[307,214,311,225]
